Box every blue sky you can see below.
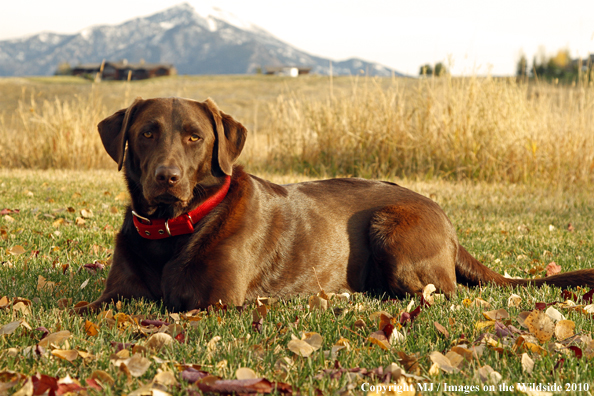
[2,0,594,76]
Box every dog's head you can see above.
[98,97,246,217]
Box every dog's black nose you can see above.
[155,165,181,186]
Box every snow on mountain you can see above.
[0,3,403,77]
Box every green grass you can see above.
[1,169,593,395]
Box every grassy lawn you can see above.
[1,169,593,395]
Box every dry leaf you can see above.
[429,351,458,373]
[554,320,575,341]
[207,336,221,353]
[288,339,315,357]
[80,209,94,218]
[12,378,33,396]
[153,370,178,386]
[546,262,561,276]
[235,367,258,380]
[301,332,323,350]
[308,295,328,311]
[90,370,115,387]
[434,321,449,338]
[422,284,436,305]
[517,311,531,328]
[482,308,509,321]
[146,333,174,351]
[126,354,152,377]
[84,320,99,336]
[37,275,56,292]
[545,306,565,322]
[368,331,390,350]
[7,245,25,255]
[52,349,78,362]
[525,310,554,343]
[521,353,534,374]
[508,294,522,308]
[445,351,465,369]
[0,320,23,336]
[477,365,501,384]
[12,302,30,316]
[38,330,71,348]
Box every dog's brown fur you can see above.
[78,97,594,313]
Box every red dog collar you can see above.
[132,176,231,240]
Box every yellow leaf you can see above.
[475,320,496,331]
[554,320,575,341]
[7,246,25,255]
[52,349,79,362]
[525,310,554,343]
[153,370,178,386]
[84,320,99,336]
[482,308,509,321]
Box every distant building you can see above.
[71,60,176,80]
[264,66,311,77]
[571,54,594,72]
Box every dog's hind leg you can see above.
[368,203,459,298]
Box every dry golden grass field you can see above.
[1,74,593,185]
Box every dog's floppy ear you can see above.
[204,98,247,176]
[97,97,143,171]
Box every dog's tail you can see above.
[455,244,594,289]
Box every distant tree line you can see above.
[419,62,448,77]
[517,49,592,83]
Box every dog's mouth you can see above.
[144,191,191,217]
[153,193,182,205]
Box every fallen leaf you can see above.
[84,320,99,336]
[80,209,94,218]
[508,294,522,308]
[368,331,390,350]
[146,333,174,351]
[13,378,33,396]
[546,262,561,276]
[422,284,436,305]
[287,339,315,357]
[153,370,178,386]
[434,321,449,338]
[545,306,565,322]
[302,332,323,350]
[51,349,78,362]
[308,295,328,311]
[38,330,71,348]
[521,353,534,374]
[554,320,575,341]
[125,354,152,377]
[7,245,25,255]
[90,370,115,386]
[0,320,23,336]
[525,309,554,343]
[235,367,258,380]
[483,308,509,321]
[429,351,458,373]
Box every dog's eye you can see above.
[189,134,201,142]
[143,132,153,138]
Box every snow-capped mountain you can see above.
[0,3,402,77]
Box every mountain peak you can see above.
[0,3,401,77]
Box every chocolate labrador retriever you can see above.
[78,97,594,313]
